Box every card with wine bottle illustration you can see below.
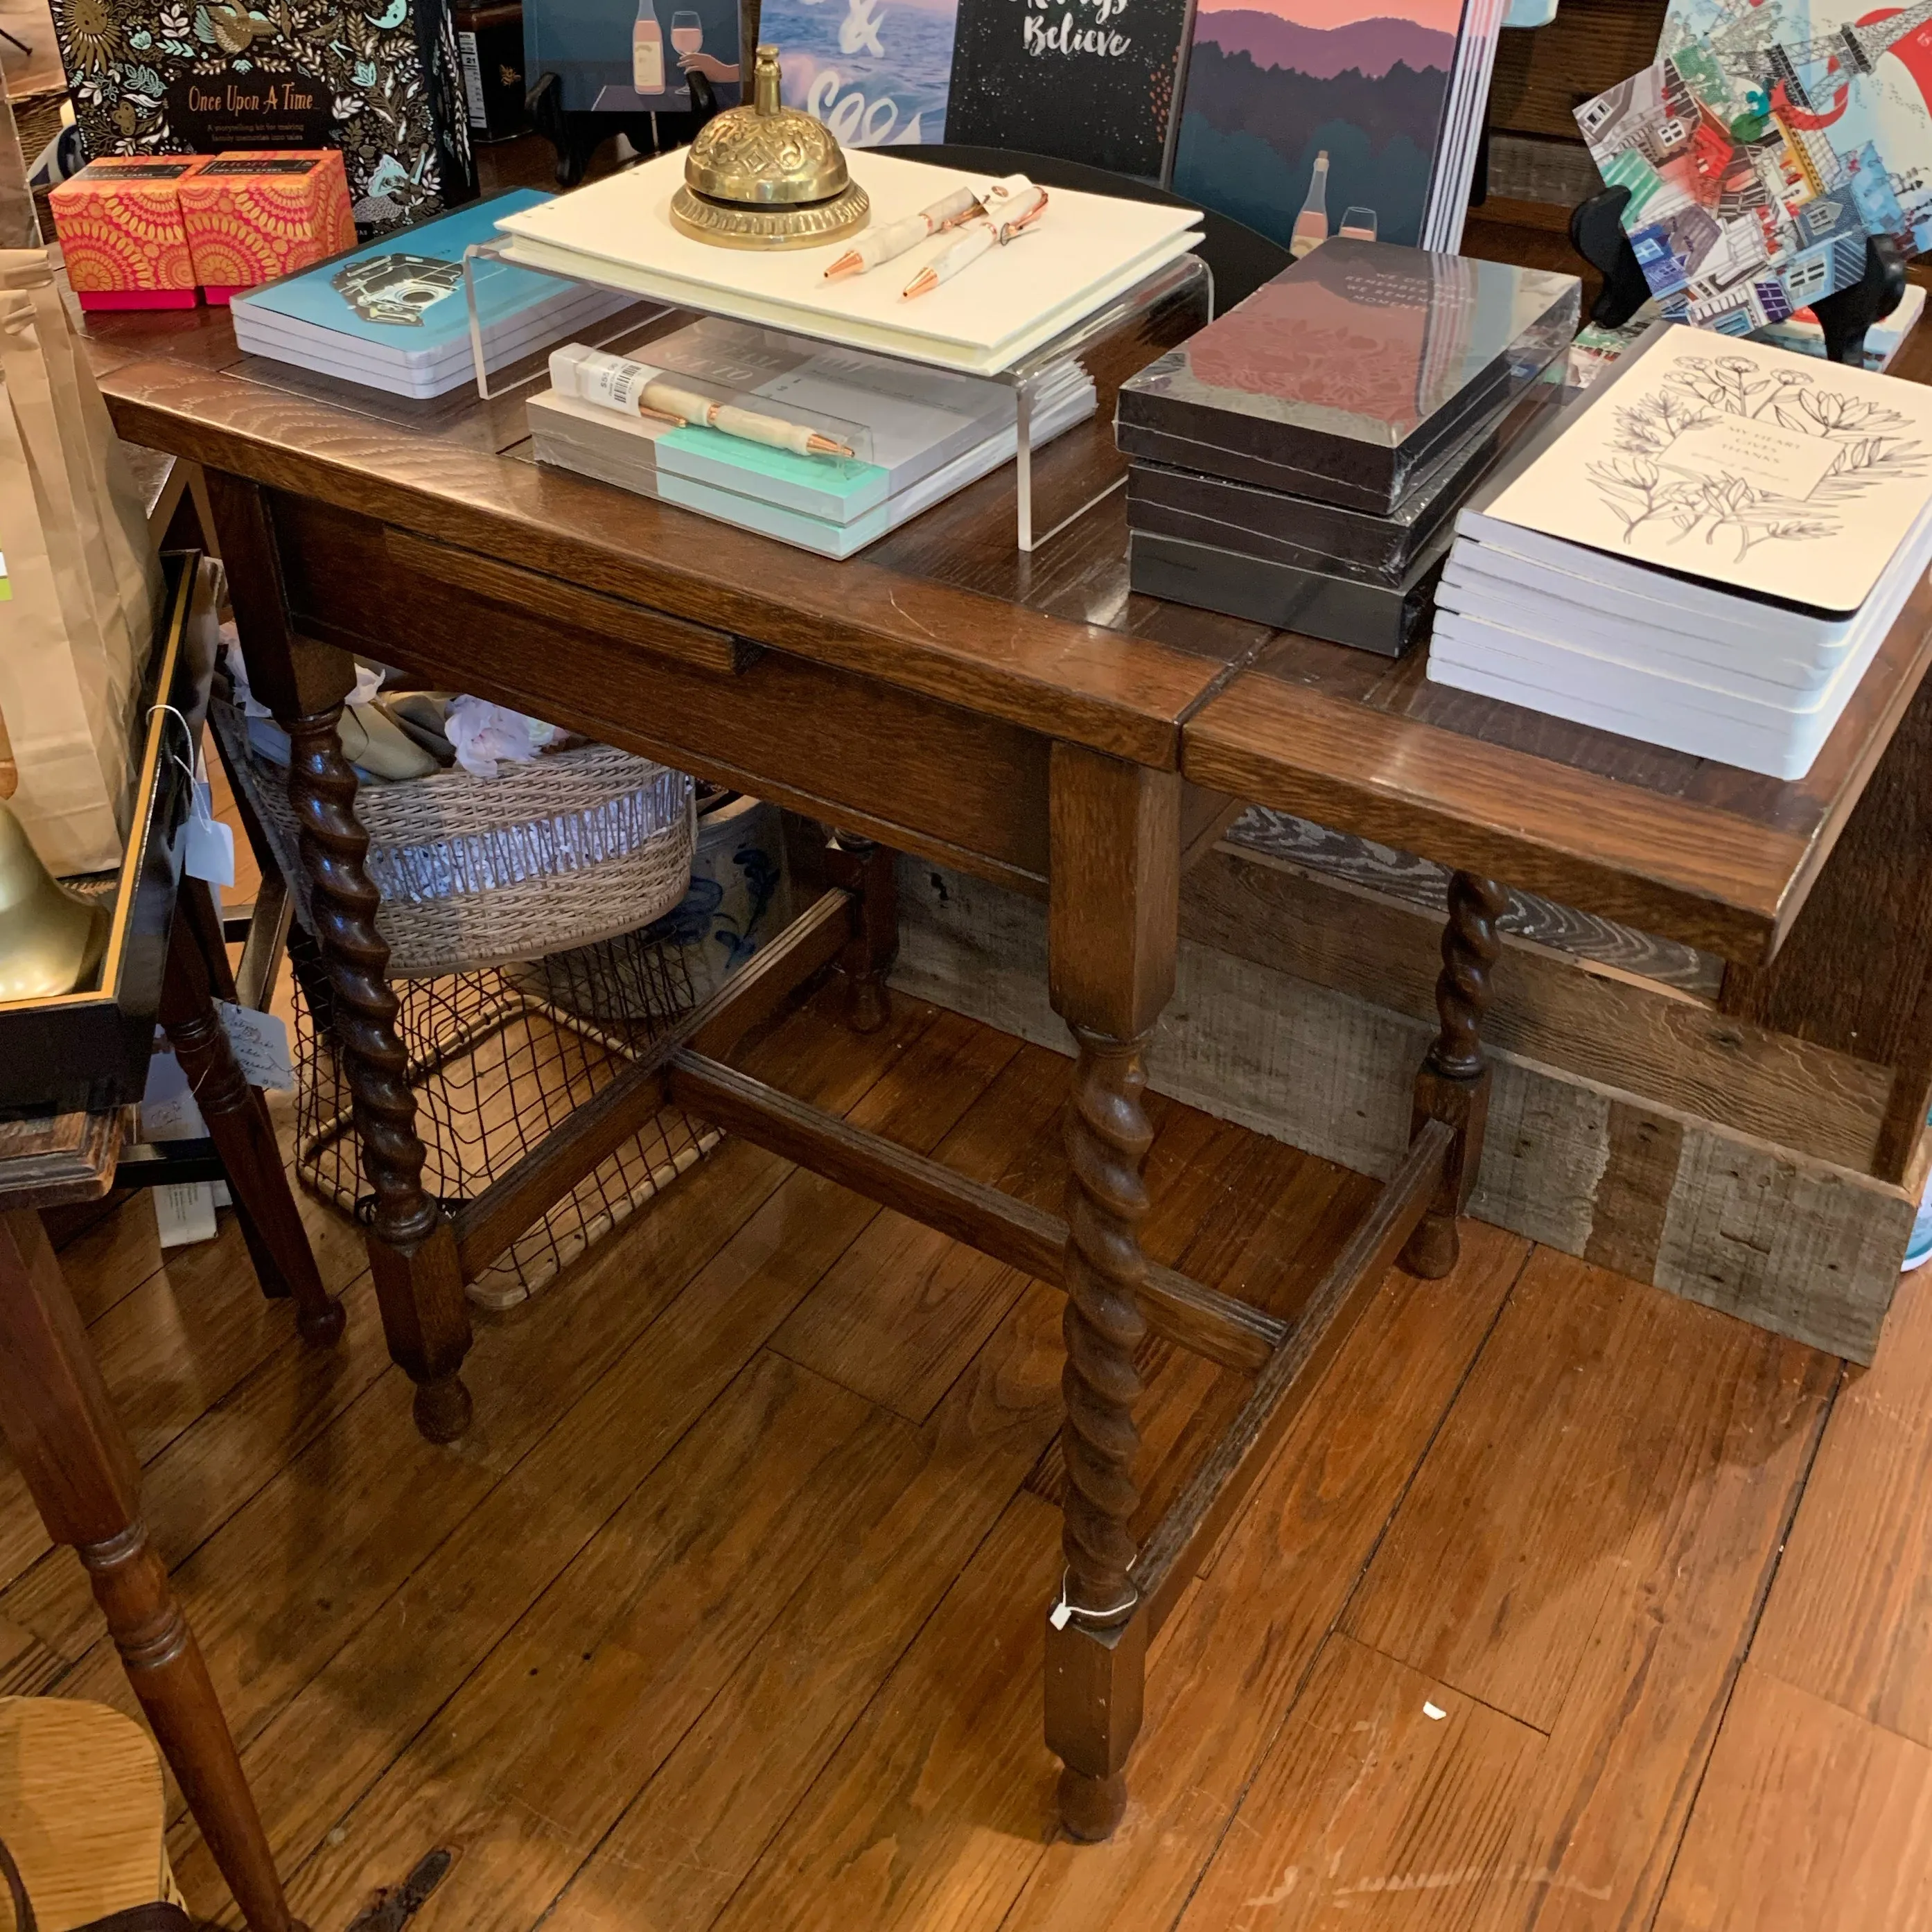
[522,0,742,115]
[1167,0,1486,254]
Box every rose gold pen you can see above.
[901,184,1048,299]
[825,182,985,279]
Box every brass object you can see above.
[0,801,109,1001]
[671,44,870,250]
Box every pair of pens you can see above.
[824,182,983,280]
[900,182,1047,299]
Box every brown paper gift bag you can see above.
[0,249,161,875]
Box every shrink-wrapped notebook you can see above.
[1115,239,1578,513]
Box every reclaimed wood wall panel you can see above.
[893,856,1917,1360]
[1488,1,1668,143]
[1184,843,1890,1175]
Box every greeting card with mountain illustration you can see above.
[1170,0,1502,254]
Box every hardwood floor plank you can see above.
[283,1353,919,1932]
[710,1491,1066,1932]
[1516,1303,1834,1931]
[1751,1269,1932,1747]
[51,1191,166,1326]
[1008,1222,1527,1932]
[1174,1631,1547,1932]
[68,991,930,1753]
[539,1278,1069,1932]
[0,1202,369,1595]
[1343,1251,1831,1733]
[0,1270,392,1667]
[159,998,1006,1913]
[769,1040,1069,1420]
[1653,1663,1932,1932]
[9,980,1906,1932]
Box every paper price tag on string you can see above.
[148,706,236,889]
[216,1000,293,1091]
[185,780,236,888]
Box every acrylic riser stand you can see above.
[1569,183,1911,367]
[460,237,1213,553]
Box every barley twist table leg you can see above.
[1400,870,1507,1279]
[1053,1024,1153,1841]
[287,712,473,1441]
[1042,742,1176,1845]
[1060,1026,1150,1620]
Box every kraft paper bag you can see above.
[14,261,160,653]
[0,248,162,875]
[0,387,129,872]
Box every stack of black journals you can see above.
[1116,238,1581,655]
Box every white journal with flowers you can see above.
[1430,323,1932,780]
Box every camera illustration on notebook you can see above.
[331,252,465,327]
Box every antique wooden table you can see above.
[83,218,1932,1842]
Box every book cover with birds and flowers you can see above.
[50,0,477,230]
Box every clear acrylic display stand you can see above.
[463,237,1211,553]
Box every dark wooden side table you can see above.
[83,233,1932,1838]
[0,879,332,1932]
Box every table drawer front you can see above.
[274,495,1052,890]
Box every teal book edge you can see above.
[233,191,568,350]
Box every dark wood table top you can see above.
[87,202,1932,964]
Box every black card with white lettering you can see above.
[944,0,1190,177]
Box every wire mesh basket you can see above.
[210,694,730,1308]
[286,918,719,1309]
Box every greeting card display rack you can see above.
[1569,184,1911,367]
[461,238,1213,552]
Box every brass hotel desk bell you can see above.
[670,8,870,252]
[0,801,109,1001]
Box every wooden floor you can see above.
[9,967,1932,1932]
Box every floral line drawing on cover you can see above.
[1587,351,1924,559]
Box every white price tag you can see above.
[216,1000,293,1091]
[184,778,236,886]
[156,1180,218,1248]
[186,814,236,887]
[139,1042,209,1141]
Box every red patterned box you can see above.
[48,157,203,312]
[177,151,357,304]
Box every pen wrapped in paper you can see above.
[549,342,856,458]
[824,182,985,279]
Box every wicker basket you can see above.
[211,700,694,977]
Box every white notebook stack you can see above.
[529,317,1096,556]
[1433,324,1932,779]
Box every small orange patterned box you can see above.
[178,151,357,304]
[49,157,203,311]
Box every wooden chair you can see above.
[0,1699,187,1932]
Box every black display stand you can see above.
[1568,184,1910,367]
[524,73,716,188]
